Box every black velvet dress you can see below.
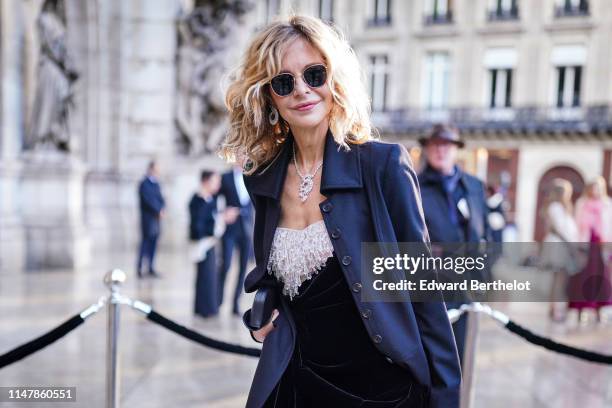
[263,251,423,408]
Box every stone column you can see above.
[58,0,185,256]
[16,0,91,270]
[114,0,184,251]
[0,0,26,272]
[20,151,91,269]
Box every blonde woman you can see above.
[540,178,580,321]
[575,177,612,243]
[569,177,612,319]
[219,15,460,408]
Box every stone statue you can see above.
[25,0,79,152]
[175,0,252,155]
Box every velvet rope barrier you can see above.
[0,296,107,370]
[0,315,84,369]
[145,309,261,357]
[447,302,612,365]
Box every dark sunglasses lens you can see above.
[303,65,326,87]
[271,74,293,96]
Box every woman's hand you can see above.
[252,309,279,342]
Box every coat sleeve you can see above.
[140,181,164,214]
[381,143,462,408]
[241,174,259,336]
[242,173,256,208]
[240,173,279,342]
[477,180,492,243]
[188,196,199,240]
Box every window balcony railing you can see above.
[372,105,611,135]
[424,10,453,25]
[554,2,589,17]
[487,7,519,21]
[420,108,452,123]
[481,107,517,121]
[366,15,392,27]
[546,106,585,121]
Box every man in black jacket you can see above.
[417,124,491,365]
[137,160,165,278]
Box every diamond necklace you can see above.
[292,142,323,202]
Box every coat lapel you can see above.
[244,128,363,289]
[246,128,363,200]
[319,129,363,193]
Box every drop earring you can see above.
[269,106,279,125]
[269,106,282,135]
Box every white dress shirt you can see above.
[233,167,250,207]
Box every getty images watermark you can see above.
[359,242,612,303]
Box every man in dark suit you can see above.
[216,164,254,315]
[417,124,491,366]
[137,160,165,279]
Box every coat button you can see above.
[373,334,383,344]
[342,255,351,266]
[385,356,394,364]
[352,282,362,293]
[331,228,341,239]
[322,202,333,213]
[361,309,372,319]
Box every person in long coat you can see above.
[189,171,224,317]
[417,124,491,365]
[216,165,254,315]
[137,160,165,278]
[219,15,461,408]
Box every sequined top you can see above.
[266,220,334,300]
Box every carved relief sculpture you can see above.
[175,0,252,155]
[25,0,79,152]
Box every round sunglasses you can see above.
[269,64,327,97]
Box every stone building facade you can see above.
[0,0,255,271]
[264,0,612,241]
[1,0,611,271]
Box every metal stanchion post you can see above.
[460,309,480,408]
[104,269,126,408]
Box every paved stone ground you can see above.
[1,249,611,407]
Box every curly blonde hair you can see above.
[217,14,375,175]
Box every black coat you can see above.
[217,170,254,234]
[241,130,461,408]
[417,165,490,244]
[188,193,216,241]
[138,176,165,237]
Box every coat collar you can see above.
[245,128,362,200]
[420,163,477,189]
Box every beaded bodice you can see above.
[266,220,334,300]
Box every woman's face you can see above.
[269,37,333,133]
[588,182,602,199]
